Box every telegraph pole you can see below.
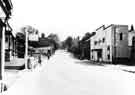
[0,18,6,93]
[25,28,28,69]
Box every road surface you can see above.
[5,50,135,95]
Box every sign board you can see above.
[29,34,39,41]
[28,29,39,41]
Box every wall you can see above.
[91,25,113,62]
[114,25,129,58]
[128,31,135,46]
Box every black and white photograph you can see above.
[0,0,135,95]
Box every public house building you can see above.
[90,24,133,64]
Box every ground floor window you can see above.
[107,54,110,60]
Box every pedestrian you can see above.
[47,50,51,60]
[27,58,31,69]
[38,54,42,65]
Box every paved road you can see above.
[5,50,135,95]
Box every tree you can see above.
[47,33,60,50]
[64,36,73,51]
[81,32,95,41]
[16,26,39,58]
[79,32,96,60]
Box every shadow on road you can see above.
[74,60,104,66]
[122,69,135,73]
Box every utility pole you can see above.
[25,28,28,69]
[113,25,116,64]
[0,18,6,93]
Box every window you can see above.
[132,36,135,47]
[35,30,38,34]
[94,41,97,45]
[99,40,101,43]
[102,38,105,43]
[107,54,110,60]
[92,55,93,59]
[120,33,123,40]
[107,46,110,51]
[5,36,8,42]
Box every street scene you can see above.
[1,0,135,95]
[4,50,135,95]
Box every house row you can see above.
[90,24,135,64]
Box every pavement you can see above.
[76,59,135,73]
[105,64,135,73]
[3,50,135,95]
[0,56,48,93]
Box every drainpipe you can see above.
[114,25,116,64]
[24,28,28,69]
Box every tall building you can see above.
[91,24,130,64]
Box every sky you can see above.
[9,0,135,41]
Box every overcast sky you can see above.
[9,0,135,41]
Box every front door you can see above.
[97,49,102,61]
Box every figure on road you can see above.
[38,54,42,65]
[47,50,51,60]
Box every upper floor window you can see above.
[94,41,97,45]
[102,38,105,43]
[99,39,101,43]
[119,33,123,40]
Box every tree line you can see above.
[15,26,60,58]
[61,32,95,60]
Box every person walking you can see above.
[47,50,51,60]
[38,54,42,65]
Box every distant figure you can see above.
[38,54,42,65]
[27,58,31,69]
[47,50,51,60]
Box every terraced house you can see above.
[91,24,135,64]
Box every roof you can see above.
[29,37,54,48]
[96,25,105,31]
